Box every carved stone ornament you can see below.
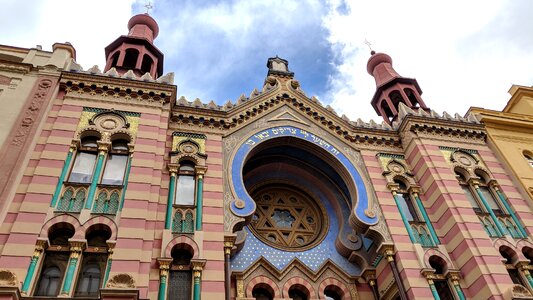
[106,273,136,288]
[12,79,52,146]
[0,270,17,287]
[510,284,533,298]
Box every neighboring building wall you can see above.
[470,85,533,202]
[0,43,74,228]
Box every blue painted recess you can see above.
[230,125,377,225]
[231,174,361,275]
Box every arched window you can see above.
[109,51,120,68]
[389,90,404,108]
[524,152,533,168]
[75,227,111,297]
[381,100,393,122]
[101,139,129,185]
[34,225,74,296]
[69,136,99,184]
[476,173,503,215]
[141,54,154,75]
[252,286,273,300]
[404,88,420,108]
[428,256,454,300]
[456,170,482,212]
[175,162,196,206]
[123,48,139,69]
[395,180,419,222]
[288,285,308,300]
[500,247,527,287]
[168,248,193,300]
[324,286,342,300]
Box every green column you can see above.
[102,256,112,288]
[475,186,505,236]
[414,194,440,245]
[158,274,167,300]
[195,175,204,231]
[453,283,466,300]
[119,154,133,211]
[392,193,417,243]
[428,281,441,300]
[61,250,80,295]
[193,275,201,300]
[85,152,106,209]
[524,270,533,290]
[495,189,527,238]
[51,148,74,207]
[166,173,176,230]
[21,250,42,294]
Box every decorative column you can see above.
[85,142,109,209]
[166,164,178,230]
[236,275,245,299]
[362,269,379,300]
[102,242,116,288]
[384,249,408,300]
[60,241,85,296]
[21,240,46,295]
[195,166,207,231]
[191,259,206,300]
[447,272,466,300]
[388,183,416,243]
[157,259,172,300]
[491,182,527,238]
[51,144,76,207]
[224,235,236,300]
[119,150,134,211]
[422,270,440,300]
[470,179,505,236]
[410,186,440,245]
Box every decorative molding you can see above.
[11,79,52,146]
[106,273,135,288]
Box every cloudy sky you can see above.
[2,0,532,122]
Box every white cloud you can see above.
[322,0,533,122]
[1,0,136,69]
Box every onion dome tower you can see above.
[104,13,164,78]
[367,51,429,124]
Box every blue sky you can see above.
[2,0,533,121]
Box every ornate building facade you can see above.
[0,13,533,300]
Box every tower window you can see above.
[123,48,139,69]
[141,54,154,75]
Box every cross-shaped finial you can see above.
[145,2,153,14]
[364,39,373,51]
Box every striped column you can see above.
[195,166,207,231]
[85,143,109,209]
[50,145,75,207]
[158,259,171,300]
[21,243,45,295]
[60,242,84,296]
[166,164,178,230]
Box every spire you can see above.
[367,51,429,124]
[103,13,164,78]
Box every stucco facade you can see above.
[470,85,533,203]
[0,13,533,300]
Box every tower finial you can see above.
[364,39,375,55]
[145,1,153,14]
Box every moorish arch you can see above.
[227,125,386,298]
